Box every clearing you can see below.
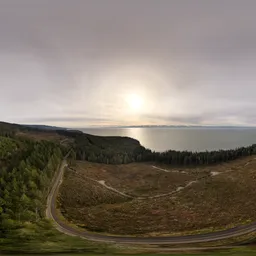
[59,156,256,236]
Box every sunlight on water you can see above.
[82,128,256,152]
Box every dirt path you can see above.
[74,163,246,200]
[68,168,134,198]
[96,179,134,198]
[74,162,250,200]
[68,167,199,200]
[152,165,188,174]
[141,180,198,200]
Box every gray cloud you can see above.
[0,0,256,126]
[21,117,111,123]
[20,116,114,128]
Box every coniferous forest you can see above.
[0,135,63,241]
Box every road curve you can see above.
[46,160,256,245]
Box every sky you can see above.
[1,0,256,128]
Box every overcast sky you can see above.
[1,0,256,127]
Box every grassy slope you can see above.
[59,156,256,236]
[0,219,114,254]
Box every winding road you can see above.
[46,159,256,245]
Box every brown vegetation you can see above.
[16,131,73,145]
[74,161,207,196]
[59,156,256,236]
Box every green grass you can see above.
[2,247,256,255]
[0,219,114,254]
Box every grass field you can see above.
[59,156,256,236]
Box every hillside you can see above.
[0,121,147,164]
[59,156,256,236]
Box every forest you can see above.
[140,144,256,165]
[0,122,106,253]
[0,131,63,244]
[74,138,256,166]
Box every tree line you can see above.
[138,144,256,165]
[74,139,256,166]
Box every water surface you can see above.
[81,127,256,152]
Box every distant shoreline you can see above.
[80,125,256,129]
[19,123,256,130]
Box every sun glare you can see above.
[126,94,143,111]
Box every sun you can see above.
[126,93,143,111]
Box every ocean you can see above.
[81,127,256,152]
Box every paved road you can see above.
[46,160,256,245]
